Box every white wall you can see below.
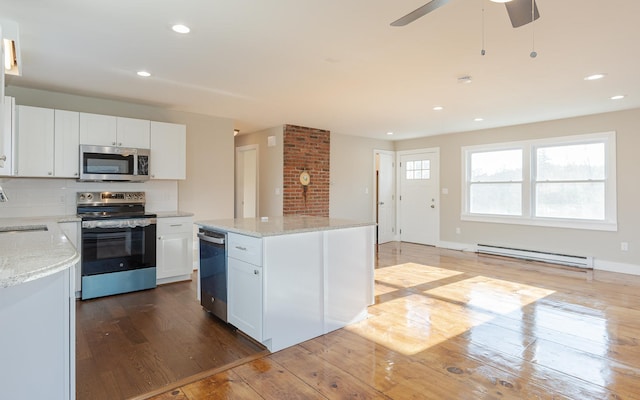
[330,133,394,222]
[3,86,235,221]
[235,126,284,217]
[395,108,640,273]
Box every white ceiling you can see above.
[2,0,640,140]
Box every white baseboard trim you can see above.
[437,241,476,252]
[593,259,640,276]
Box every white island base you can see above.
[197,216,375,353]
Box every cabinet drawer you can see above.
[157,217,193,235]
[228,233,262,265]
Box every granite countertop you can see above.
[196,215,376,238]
[154,211,194,218]
[0,217,80,288]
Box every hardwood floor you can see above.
[146,242,640,400]
[75,274,267,400]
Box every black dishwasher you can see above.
[198,228,227,322]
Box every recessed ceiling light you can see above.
[172,24,190,34]
[386,132,394,136]
[584,73,606,81]
[137,71,151,77]
[433,106,444,111]
[474,117,484,122]
[610,95,625,100]
[490,0,512,3]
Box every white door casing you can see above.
[375,150,395,244]
[398,149,440,246]
[235,145,258,218]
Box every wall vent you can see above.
[477,244,593,269]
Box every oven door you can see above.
[81,220,156,276]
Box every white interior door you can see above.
[376,150,395,244]
[398,150,439,245]
[235,145,258,218]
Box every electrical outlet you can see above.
[621,242,629,251]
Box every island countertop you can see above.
[195,215,376,238]
[0,217,80,288]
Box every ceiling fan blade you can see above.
[505,0,540,28]
[390,0,451,27]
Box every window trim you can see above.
[461,132,617,231]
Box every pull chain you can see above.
[530,0,537,58]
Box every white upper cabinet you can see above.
[79,112,116,146]
[16,106,80,178]
[0,96,15,176]
[116,117,150,148]
[16,105,55,177]
[79,113,150,148]
[54,110,80,178]
[150,121,186,180]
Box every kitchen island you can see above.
[0,217,79,400]
[196,216,376,352]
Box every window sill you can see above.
[461,213,617,232]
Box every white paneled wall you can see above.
[0,178,178,218]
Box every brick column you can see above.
[282,124,330,216]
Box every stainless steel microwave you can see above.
[79,145,150,182]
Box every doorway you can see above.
[235,145,258,218]
[397,149,440,245]
[375,150,396,244]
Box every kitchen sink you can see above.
[0,225,48,234]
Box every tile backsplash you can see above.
[0,178,178,218]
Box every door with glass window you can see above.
[398,150,439,245]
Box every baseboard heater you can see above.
[476,244,593,269]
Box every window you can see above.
[406,160,431,180]
[462,132,616,231]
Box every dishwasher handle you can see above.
[197,232,225,245]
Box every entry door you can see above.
[235,145,258,218]
[376,151,395,244]
[398,150,439,245]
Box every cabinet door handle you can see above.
[254,270,259,275]
[170,224,182,227]
[0,155,6,161]
[236,246,247,251]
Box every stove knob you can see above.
[86,193,93,201]
[79,194,85,201]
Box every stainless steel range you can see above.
[77,191,157,300]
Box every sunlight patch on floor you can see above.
[348,263,556,356]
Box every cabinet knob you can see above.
[254,270,259,275]
[48,172,53,176]
[74,172,78,176]
[158,236,163,240]
[118,142,122,146]
[112,142,116,146]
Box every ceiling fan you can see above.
[391,0,540,28]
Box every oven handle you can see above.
[82,218,157,229]
[197,232,225,245]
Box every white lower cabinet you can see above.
[0,268,74,400]
[222,225,374,353]
[228,257,263,341]
[156,216,193,284]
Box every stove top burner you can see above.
[76,191,152,220]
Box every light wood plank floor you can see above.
[146,242,640,400]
